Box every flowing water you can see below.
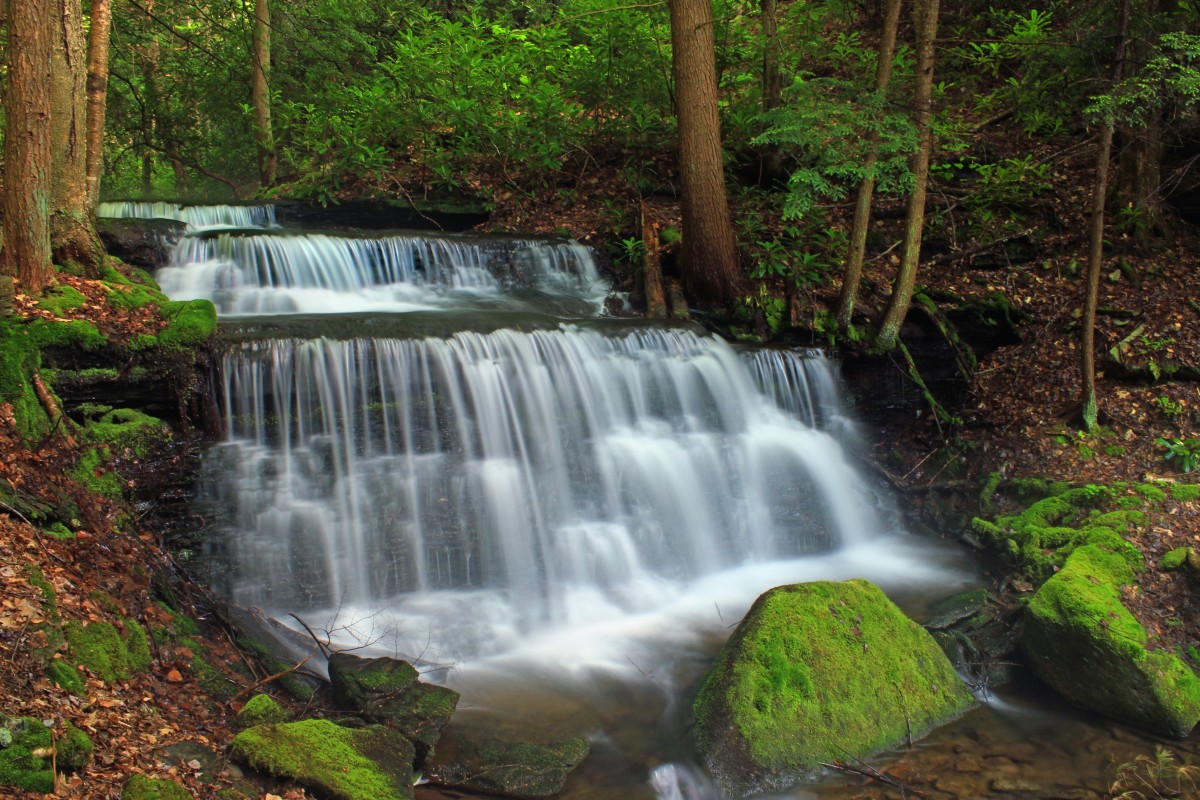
[130,203,1191,799]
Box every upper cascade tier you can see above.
[157,230,610,317]
[97,201,278,230]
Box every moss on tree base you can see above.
[693,579,973,796]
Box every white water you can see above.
[97,200,277,230]
[158,231,608,315]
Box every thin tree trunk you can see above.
[641,202,667,318]
[837,0,902,332]
[758,0,784,182]
[85,0,112,211]
[50,0,104,273]
[875,0,940,352]
[138,0,159,197]
[3,0,55,293]
[251,0,276,186]
[668,0,741,308]
[1081,0,1131,431]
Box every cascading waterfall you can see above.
[97,200,277,229]
[207,328,879,638]
[159,230,608,316]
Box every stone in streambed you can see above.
[693,579,974,797]
[428,732,590,799]
[328,652,458,761]
[231,719,415,800]
[1022,544,1200,737]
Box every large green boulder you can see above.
[231,719,415,800]
[1022,544,1200,736]
[694,579,974,796]
[328,652,459,760]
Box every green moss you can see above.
[231,720,415,800]
[80,407,169,459]
[1171,483,1200,503]
[29,318,107,350]
[69,448,123,499]
[46,659,86,694]
[37,285,88,316]
[1161,547,1191,571]
[979,471,1004,514]
[121,775,192,800]
[158,299,217,349]
[130,333,160,351]
[64,619,150,683]
[0,321,51,441]
[237,695,295,729]
[694,580,972,791]
[105,281,165,311]
[0,718,91,792]
[1023,545,1200,736]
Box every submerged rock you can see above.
[693,579,974,796]
[328,652,459,760]
[231,719,416,800]
[1022,544,1200,737]
[428,732,590,799]
[924,587,1020,690]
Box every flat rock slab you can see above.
[428,733,590,799]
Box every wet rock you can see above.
[990,776,1042,792]
[235,694,294,729]
[925,588,990,630]
[328,652,459,761]
[1022,545,1200,736]
[693,580,974,797]
[97,218,186,270]
[935,775,980,795]
[954,754,982,772]
[231,719,415,800]
[925,588,1020,691]
[428,733,590,799]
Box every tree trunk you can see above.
[668,0,741,308]
[3,0,55,293]
[875,0,940,351]
[50,0,104,273]
[251,0,277,187]
[837,0,903,332]
[138,0,159,197]
[758,0,784,182]
[1081,0,1131,431]
[85,0,112,211]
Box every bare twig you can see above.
[231,652,316,703]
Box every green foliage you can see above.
[1156,437,1200,474]
[1088,32,1200,126]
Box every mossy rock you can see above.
[1022,544,1200,736]
[64,619,151,683]
[429,733,590,799]
[46,658,86,694]
[236,695,295,729]
[231,719,415,800]
[328,652,459,761]
[158,299,217,349]
[693,580,974,796]
[121,774,191,800]
[1161,547,1191,571]
[0,717,92,792]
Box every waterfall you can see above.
[158,231,608,316]
[97,201,278,230]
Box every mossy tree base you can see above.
[693,579,974,797]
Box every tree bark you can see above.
[668,0,741,308]
[837,0,902,332]
[1081,0,1131,431]
[758,0,784,182]
[251,0,277,186]
[138,0,160,197]
[50,0,104,273]
[2,0,55,293]
[875,0,940,351]
[641,203,667,318]
[85,0,113,211]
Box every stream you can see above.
[104,201,1197,800]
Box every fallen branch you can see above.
[32,371,77,447]
[231,652,316,703]
[819,759,927,796]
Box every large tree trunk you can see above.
[251,0,277,187]
[1081,0,1131,431]
[875,0,940,351]
[668,0,741,308]
[3,0,55,293]
[85,0,113,211]
[837,0,903,332]
[50,0,104,273]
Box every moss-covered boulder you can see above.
[0,717,93,792]
[235,694,294,729]
[231,719,415,800]
[65,618,152,683]
[121,774,192,800]
[328,652,459,760]
[429,733,590,799]
[1022,544,1200,736]
[693,580,974,796]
